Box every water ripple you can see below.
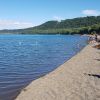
[0,35,88,100]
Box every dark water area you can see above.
[0,34,88,100]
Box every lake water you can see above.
[0,35,88,100]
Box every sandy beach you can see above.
[15,44,100,100]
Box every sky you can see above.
[0,0,100,29]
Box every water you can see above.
[0,34,88,100]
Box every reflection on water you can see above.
[0,35,88,100]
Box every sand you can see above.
[15,44,100,100]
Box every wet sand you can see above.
[15,44,100,100]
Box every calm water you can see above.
[0,35,88,100]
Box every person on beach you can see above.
[95,34,98,42]
[89,36,93,42]
[88,35,94,44]
[88,33,98,44]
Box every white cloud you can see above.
[82,10,100,16]
[53,16,63,21]
[0,20,34,30]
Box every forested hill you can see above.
[35,16,100,29]
[0,16,100,34]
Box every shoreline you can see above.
[15,44,100,100]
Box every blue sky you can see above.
[0,0,100,29]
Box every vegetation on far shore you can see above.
[0,16,100,35]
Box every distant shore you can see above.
[15,43,100,100]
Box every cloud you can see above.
[53,16,63,21]
[0,20,34,30]
[82,10,100,16]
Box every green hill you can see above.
[35,16,100,29]
[0,16,100,35]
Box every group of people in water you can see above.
[89,34,100,49]
[89,34,100,43]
